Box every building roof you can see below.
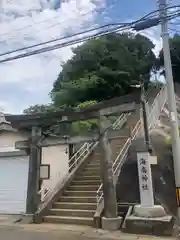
[0,112,17,132]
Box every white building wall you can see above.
[0,131,70,193]
[41,145,69,190]
[0,131,28,149]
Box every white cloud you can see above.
[0,0,105,113]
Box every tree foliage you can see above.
[51,32,157,107]
[24,32,160,135]
[23,104,57,114]
[159,33,180,83]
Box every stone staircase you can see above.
[43,113,140,225]
[43,137,129,225]
[37,86,166,227]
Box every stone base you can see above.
[20,214,34,224]
[133,205,166,218]
[124,205,174,236]
[101,216,122,230]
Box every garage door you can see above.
[0,156,29,214]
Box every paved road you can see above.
[0,223,173,240]
[0,228,95,240]
[0,227,174,240]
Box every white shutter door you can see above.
[0,156,29,214]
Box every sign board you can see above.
[137,152,154,207]
[40,164,50,180]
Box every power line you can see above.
[0,3,179,57]
[169,27,180,33]
[0,25,130,64]
[0,6,172,57]
[0,23,129,57]
[0,7,180,64]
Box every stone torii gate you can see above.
[6,91,140,224]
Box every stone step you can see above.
[64,191,96,197]
[49,208,94,218]
[75,175,100,181]
[59,196,96,203]
[85,166,101,170]
[83,166,100,171]
[43,215,93,226]
[90,159,101,163]
[88,163,101,167]
[67,185,99,191]
[53,202,96,210]
[93,153,102,156]
[72,180,101,185]
[82,169,100,175]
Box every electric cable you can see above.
[0,22,130,57]
[0,4,179,58]
[0,25,130,64]
[0,7,180,64]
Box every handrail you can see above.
[69,143,91,166]
[39,113,130,203]
[39,142,94,203]
[113,138,131,175]
[112,113,131,129]
[148,85,167,129]
[96,122,141,205]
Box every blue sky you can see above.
[0,0,179,113]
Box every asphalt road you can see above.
[0,224,172,240]
[0,228,95,240]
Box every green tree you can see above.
[23,104,56,114]
[159,33,180,83]
[51,32,157,107]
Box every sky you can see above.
[0,0,179,114]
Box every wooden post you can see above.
[99,115,118,218]
[26,126,42,215]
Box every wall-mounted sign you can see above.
[40,164,50,180]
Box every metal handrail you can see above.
[112,113,131,129]
[148,85,167,129]
[113,138,131,174]
[39,142,94,203]
[96,123,141,205]
[39,113,130,202]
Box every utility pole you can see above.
[159,0,180,218]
